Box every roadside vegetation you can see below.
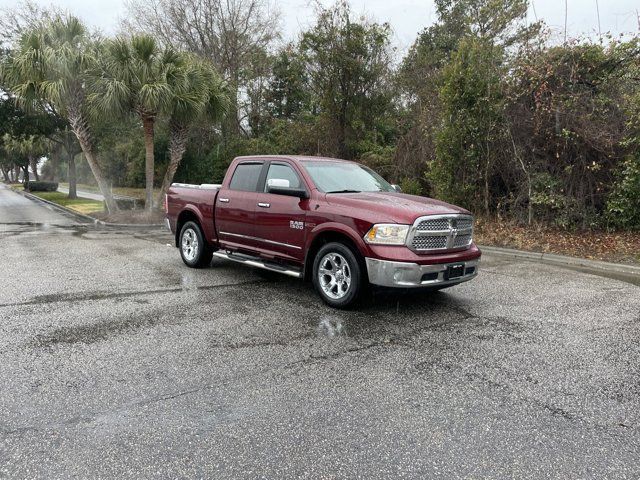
[28,191,103,215]
[0,0,638,255]
[56,183,160,202]
[475,218,640,264]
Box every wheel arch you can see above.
[175,208,203,247]
[304,227,367,281]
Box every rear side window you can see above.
[229,163,263,191]
[265,163,301,191]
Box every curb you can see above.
[479,245,640,277]
[18,189,166,231]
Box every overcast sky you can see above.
[1,0,638,51]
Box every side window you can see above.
[265,163,301,191]
[228,163,263,192]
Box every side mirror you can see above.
[267,178,308,199]
[391,184,402,193]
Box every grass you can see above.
[30,191,104,215]
[58,182,160,201]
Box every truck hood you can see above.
[324,192,471,224]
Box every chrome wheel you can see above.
[318,252,352,300]
[181,228,199,262]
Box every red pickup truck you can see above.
[165,155,480,308]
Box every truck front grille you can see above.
[408,215,474,253]
[412,235,448,250]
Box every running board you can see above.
[213,251,303,278]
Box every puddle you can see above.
[31,315,162,347]
[317,315,347,338]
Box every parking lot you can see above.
[1,187,639,478]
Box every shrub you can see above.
[26,181,58,192]
[606,156,640,230]
[399,177,423,195]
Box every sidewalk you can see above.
[58,186,137,202]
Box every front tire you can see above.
[312,242,363,308]
[179,221,213,268]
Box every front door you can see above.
[253,162,309,262]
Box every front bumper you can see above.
[365,257,479,288]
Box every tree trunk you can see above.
[222,69,240,140]
[1,166,9,182]
[14,164,20,183]
[68,107,119,213]
[29,156,40,181]
[22,165,30,188]
[46,147,61,181]
[510,129,533,225]
[62,129,80,199]
[142,115,155,211]
[68,151,77,200]
[484,141,491,216]
[156,121,187,209]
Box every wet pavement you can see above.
[1,185,640,478]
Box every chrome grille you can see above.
[453,233,472,248]
[412,235,448,250]
[416,218,450,231]
[409,215,474,252]
[456,218,473,230]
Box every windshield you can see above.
[301,161,394,193]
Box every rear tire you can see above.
[312,242,363,308]
[179,221,213,268]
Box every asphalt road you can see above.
[1,184,639,479]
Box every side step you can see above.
[212,251,303,279]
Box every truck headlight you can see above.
[364,224,410,245]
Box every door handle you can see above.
[257,202,270,208]
[219,198,229,203]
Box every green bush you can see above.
[606,156,640,230]
[399,177,423,195]
[26,181,58,192]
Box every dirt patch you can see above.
[90,210,165,225]
[475,218,640,266]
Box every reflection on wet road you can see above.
[1,185,640,478]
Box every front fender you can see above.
[306,221,369,257]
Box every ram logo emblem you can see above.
[290,220,304,230]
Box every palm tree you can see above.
[22,135,48,182]
[92,35,178,211]
[1,134,46,185]
[2,134,28,183]
[1,15,119,212]
[48,126,81,199]
[156,58,228,208]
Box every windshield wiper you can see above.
[326,189,361,194]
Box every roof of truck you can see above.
[234,155,354,163]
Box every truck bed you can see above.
[166,183,220,244]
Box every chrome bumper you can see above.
[365,257,479,288]
[164,217,172,232]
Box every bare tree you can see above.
[122,0,280,138]
[0,0,63,46]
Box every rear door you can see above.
[215,160,264,251]
[253,161,309,262]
